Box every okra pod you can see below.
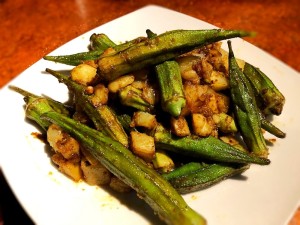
[44,33,118,66]
[116,113,136,132]
[155,60,186,117]
[228,41,268,157]
[243,62,285,116]
[118,85,154,112]
[9,85,71,130]
[89,33,117,51]
[259,111,286,138]
[25,101,205,225]
[43,34,135,66]
[12,88,206,225]
[90,33,148,52]
[154,124,270,165]
[43,50,103,66]
[242,63,286,136]
[163,162,249,194]
[98,29,254,81]
[212,113,238,133]
[45,68,129,147]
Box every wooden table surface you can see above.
[0,0,299,224]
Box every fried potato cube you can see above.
[81,157,111,186]
[215,92,230,114]
[208,71,229,91]
[90,83,109,106]
[71,63,97,85]
[109,176,131,193]
[192,113,215,137]
[108,74,135,93]
[130,131,155,162]
[130,111,157,130]
[47,124,80,162]
[177,56,200,83]
[170,116,190,137]
[51,153,82,182]
[184,83,229,115]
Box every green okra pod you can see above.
[90,33,149,53]
[45,68,129,147]
[258,111,286,138]
[154,124,270,165]
[243,62,285,116]
[163,162,205,180]
[98,29,254,81]
[242,62,286,137]
[116,113,136,132]
[43,49,104,66]
[89,33,117,51]
[44,33,117,66]
[163,162,249,194]
[43,113,206,225]
[14,89,206,225]
[212,113,238,133]
[9,85,71,130]
[118,85,154,112]
[155,60,186,117]
[228,41,268,157]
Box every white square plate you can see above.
[0,5,299,225]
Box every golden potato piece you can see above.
[71,63,97,85]
[130,131,155,162]
[81,158,111,186]
[51,153,82,182]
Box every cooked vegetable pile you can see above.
[10,28,285,225]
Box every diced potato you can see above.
[205,91,219,114]
[208,42,223,69]
[130,111,157,130]
[131,80,146,89]
[47,124,80,162]
[192,113,216,137]
[184,84,220,116]
[71,63,97,85]
[170,116,190,137]
[152,149,175,173]
[182,70,200,83]
[206,71,229,91]
[200,60,214,82]
[130,131,155,162]
[108,74,135,93]
[177,56,200,83]
[215,92,230,114]
[184,83,203,112]
[51,153,82,182]
[81,157,111,186]
[109,176,131,193]
[83,60,98,68]
[177,56,196,72]
[90,83,109,106]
